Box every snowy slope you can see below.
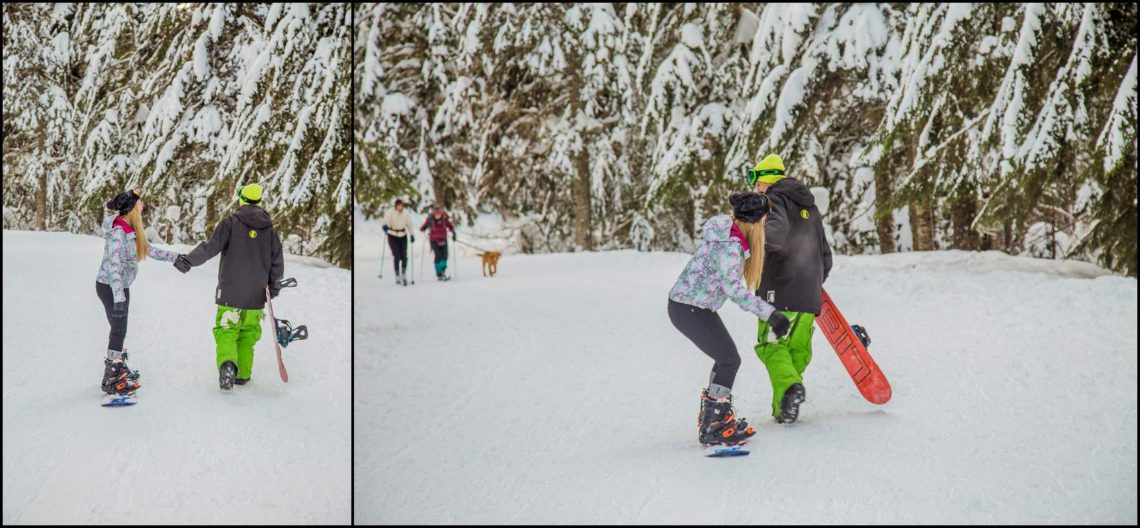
[354,230,1137,523]
[2,230,351,524]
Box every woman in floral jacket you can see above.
[95,188,183,405]
[668,192,790,448]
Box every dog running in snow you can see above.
[478,251,501,277]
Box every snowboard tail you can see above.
[265,285,290,383]
[816,288,891,404]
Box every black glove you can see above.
[111,301,128,318]
[452,233,457,241]
[174,255,192,273]
[767,311,790,338]
[270,288,279,299]
[382,225,389,234]
[410,234,415,243]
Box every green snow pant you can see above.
[755,311,815,418]
[213,305,264,379]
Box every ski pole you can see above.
[407,235,415,285]
[451,239,457,280]
[420,235,427,280]
[379,233,387,278]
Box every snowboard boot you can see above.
[775,383,806,424]
[698,391,756,446]
[219,361,237,390]
[235,377,250,385]
[101,351,141,395]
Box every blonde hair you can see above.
[734,217,765,291]
[123,203,149,262]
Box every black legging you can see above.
[430,240,448,266]
[96,282,130,352]
[668,299,740,390]
[387,234,408,274]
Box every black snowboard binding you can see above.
[219,361,237,390]
[102,351,141,395]
[698,389,756,446]
[852,324,871,348]
[271,277,309,348]
[275,318,309,348]
[775,383,806,424]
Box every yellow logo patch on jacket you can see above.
[249,230,257,239]
[801,209,809,219]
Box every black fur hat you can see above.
[729,192,769,223]
[106,189,140,216]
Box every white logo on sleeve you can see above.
[767,291,775,303]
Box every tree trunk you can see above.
[571,144,593,251]
[35,170,47,231]
[875,168,895,254]
[950,194,980,250]
[910,202,935,251]
[567,47,592,251]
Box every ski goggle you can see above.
[746,168,784,186]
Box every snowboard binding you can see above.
[271,277,309,348]
[274,318,309,348]
[102,352,141,395]
[851,324,871,348]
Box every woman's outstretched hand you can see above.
[174,255,192,273]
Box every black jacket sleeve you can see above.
[764,195,789,254]
[268,229,284,298]
[185,217,231,266]
[819,220,833,283]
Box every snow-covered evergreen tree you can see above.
[357,2,1135,275]
[3,3,352,267]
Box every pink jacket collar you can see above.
[113,216,134,234]
[729,223,749,254]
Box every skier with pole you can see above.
[381,198,414,285]
[419,206,456,281]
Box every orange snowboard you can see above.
[815,288,890,404]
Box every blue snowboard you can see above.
[102,393,137,407]
[705,444,750,457]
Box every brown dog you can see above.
[478,251,501,277]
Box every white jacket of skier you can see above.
[382,207,413,238]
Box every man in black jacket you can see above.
[747,154,833,423]
[175,183,284,389]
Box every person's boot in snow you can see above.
[698,391,756,445]
[776,383,806,424]
[219,360,237,390]
[102,350,140,395]
[697,387,709,439]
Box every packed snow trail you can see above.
[355,229,1136,523]
[2,230,351,524]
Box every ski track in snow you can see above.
[355,233,1137,523]
[2,230,351,524]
